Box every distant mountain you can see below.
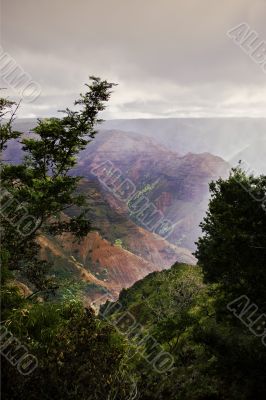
[101,118,266,173]
[73,130,230,249]
[5,119,235,303]
[8,117,265,173]
[7,122,230,250]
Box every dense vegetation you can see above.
[1,83,266,399]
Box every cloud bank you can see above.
[1,0,266,118]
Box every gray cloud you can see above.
[1,0,266,117]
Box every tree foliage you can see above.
[195,167,266,306]
[1,77,115,289]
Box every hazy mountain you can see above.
[5,122,230,250]
[101,118,266,173]
[8,117,266,173]
[73,130,230,249]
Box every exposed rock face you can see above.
[69,178,196,266]
[39,230,196,302]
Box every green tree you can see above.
[2,299,135,400]
[195,167,266,306]
[194,167,266,400]
[0,95,21,152]
[0,77,115,291]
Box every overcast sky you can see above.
[1,0,266,118]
